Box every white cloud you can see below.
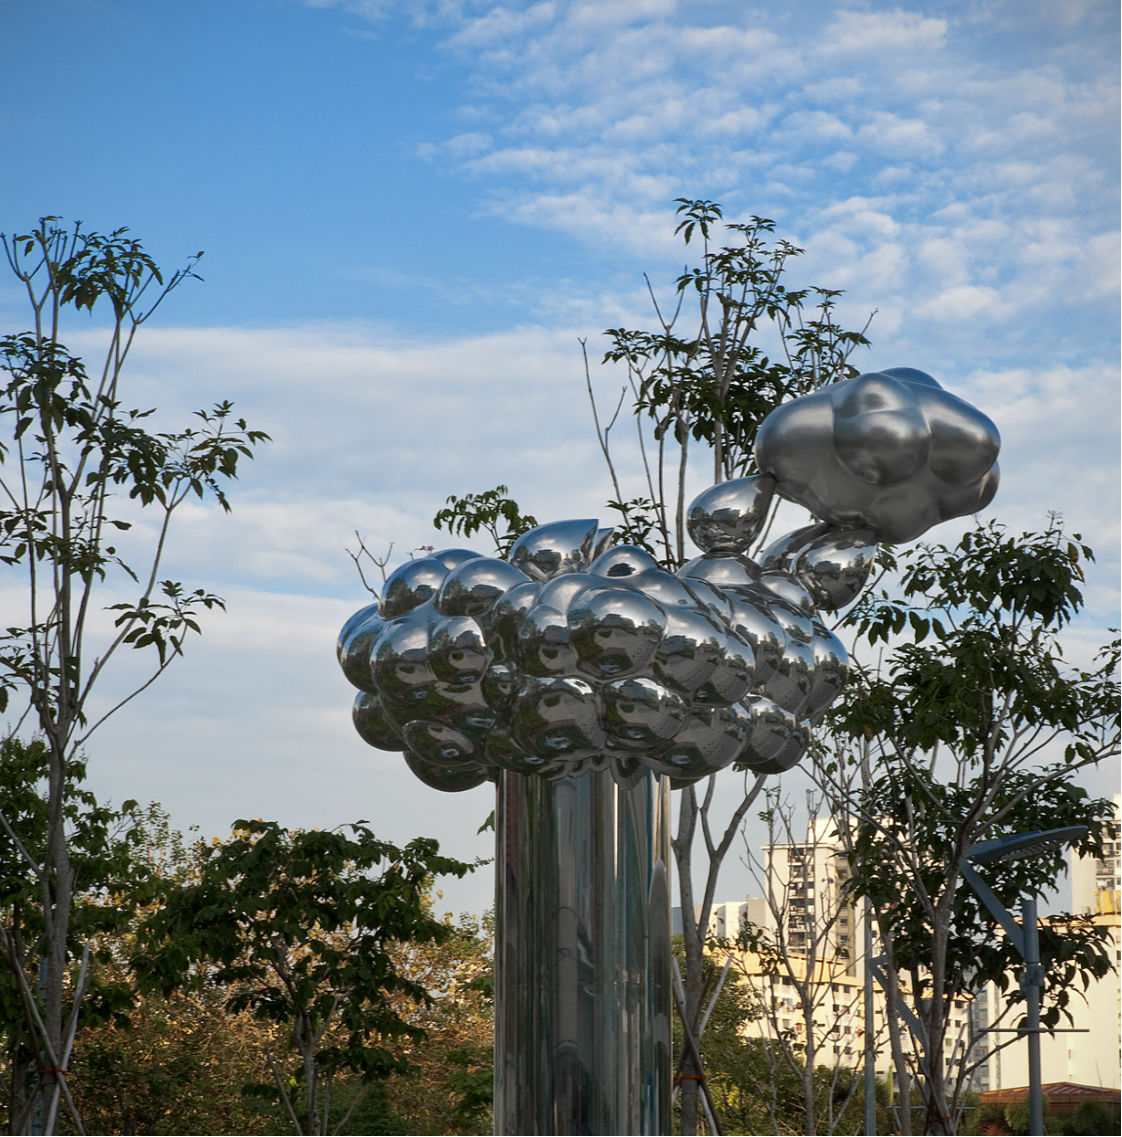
[567,0,678,31]
[802,74,864,102]
[449,1,557,49]
[485,191,683,255]
[781,109,854,142]
[76,584,498,914]
[1079,231,1121,301]
[70,319,637,579]
[697,104,780,138]
[465,144,659,191]
[417,130,494,159]
[973,362,1120,586]
[855,110,944,158]
[914,282,1003,322]
[814,196,902,237]
[817,8,948,56]
[506,101,609,138]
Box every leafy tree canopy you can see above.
[134,820,476,1135]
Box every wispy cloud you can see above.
[385,0,1119,392]
[816,8,948,56]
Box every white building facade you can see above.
[978,795,1122,1091]
[699,806,1121,1095]
[709,817,971,1088]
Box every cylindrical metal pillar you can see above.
[1022,897,1043,1137]
[494,768,672,1136]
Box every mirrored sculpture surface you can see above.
[338,368,1000,792]
[755,366,1000,542]
[337,367,1000,1136]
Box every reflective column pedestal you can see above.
[494,768,672,1136]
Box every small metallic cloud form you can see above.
[339,368,1000,790]
[755,368,1000,543]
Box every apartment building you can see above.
[685,806,1121,1093]
[762,816,858,971]
[1071,793,1121,917]
[977,795,1122,1092]
[695,817,970,1087]
[981,912,1120,1091]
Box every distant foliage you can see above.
[133,820,475,1136]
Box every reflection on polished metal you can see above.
[495,769,671,1135]
[336,367,1002,1136]
[755,367,1000,542]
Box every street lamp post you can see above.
[863,897,877,1135]
[961,826,1087,1137]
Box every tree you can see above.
[66,983,286,1136]
[384,911,494,1135]
[670,936,894,1136]
[822,519,1119,1134]
[434,198,873,1134]
[133,819,475,1136]
[726,787,890,1136]
[591,198,870,566]
[432,486,538,559]
[52,803,289,1136]
[0,737,151,1135]
[0,217,268,1132]
[22,803,456,1137]
[669,944,778,1136]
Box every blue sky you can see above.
[2,0,1119,917]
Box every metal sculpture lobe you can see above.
[755,366,1000,542]
[336,367,1000,1135]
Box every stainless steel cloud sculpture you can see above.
[338,368,999,790]
[756,366,1000,542]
